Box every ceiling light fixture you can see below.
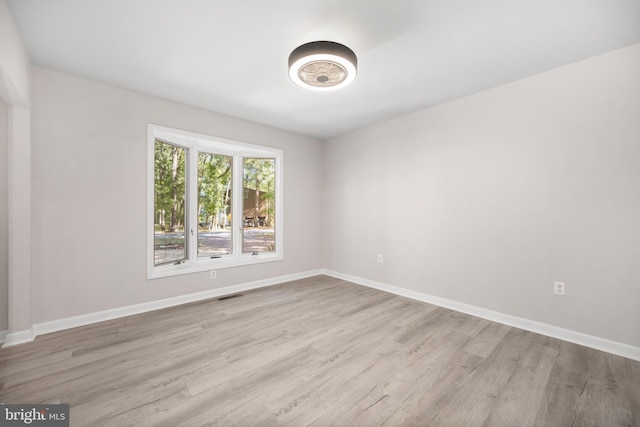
[288,41,357,91]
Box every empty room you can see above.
[1,0,639,425]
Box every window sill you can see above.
[147,252,283,280]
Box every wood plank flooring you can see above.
[1,275,639,426]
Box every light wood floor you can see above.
[1,275,639,426]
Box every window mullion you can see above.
[187,145,199,262]
[232,154,244,256]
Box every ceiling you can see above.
[7,0,640,140]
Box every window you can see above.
[243,158,276,253]
[148,125,283,279]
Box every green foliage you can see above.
[154,145,276,233]
[198,153,232,229]
[243,158,275,193]
[154,140,185,232]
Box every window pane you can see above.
[154,140,187,265]
[243,158,275,253]
[198,152,233,256]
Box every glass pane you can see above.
[243,158,275,253]
[154,140,186,265]
[197,152,233,257]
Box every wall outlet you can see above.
[554,281,565,295]
[210,270,217,279]
[377,255,384,264]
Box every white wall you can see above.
[1,0,33,341]
[0,97,8,332]
[30,66,324,324]
[0,0,30,106]
[324,43,640,347]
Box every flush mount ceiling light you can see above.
[288,41,357,91]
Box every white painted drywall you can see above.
[0,97,8,332]
[0,0,30,106]
[324,43,640,347]
[1,0,33,340]
[30,66,324,323]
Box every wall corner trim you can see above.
[1,269,324,348]
[2,329,34,347]
[321,269,640,362]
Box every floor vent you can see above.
[218,294,243,301]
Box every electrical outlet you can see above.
[210,270,217,279]
[377,255,383,264]
[554,281,565,295]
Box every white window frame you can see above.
[147,124,283,279]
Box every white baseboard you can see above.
[2,329,34,347]
[322,269,640,362]
[2,269,323,348]
[5,268,639,362]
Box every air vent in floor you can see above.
[218,294,243,301]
